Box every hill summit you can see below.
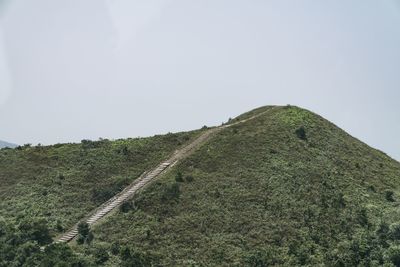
[1,105,400,266]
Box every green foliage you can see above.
[0,130,201,233]
[244,250,276,267]
[93,246,109,265]
[0,218,91,266]
[175,171,184,182]
[295,126,307,141]
[110,242,121,255]
[162,182,181,201]
[78,222,90,237]
[91,177,130,204]
[185,175,194,182]
[119,201,134,213]
[386,190,396,202]
[390,223,400,240]
[119,247,154,267]
[77,222,93,245]
[18,218,53,246]
[386,245,400,266]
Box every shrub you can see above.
[77,235,85,245]
[186,175,194,182]
[18,219,52,246]
[94,246,109,264]
[385,190,395,202]
[55,220,64,232]
[175,172,184,183]
[244,250,275,267]
[357,208,369,228]
[111,242,121,255]
[87,232,94,245]
[162,183,180,201]
[390,223,400,240]
[78,222,90,238]
[120,201,134,213]
[119,247,152,267]
[122,146,129,155]
[386,245,400,266]
[77,222,93,245]
[376,222,390,246]
[295,127,307,141]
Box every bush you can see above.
[376,222,390,246]
[386,245,400,266]
[77,222,93,245]
[186,175,194,182]
[295,127,307,141]
[111,242,121,255]
[175,172,184,183]
[385,190,396,202]
[162,183,180,201]
[119,247,153,267]
[18,219,52,246]
[244,250,275,267]
[390,223,400,240]
[357,208,369,228]
[120,201,134,213]
[94,246,109,264]
[78,222,90,238]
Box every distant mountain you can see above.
[0,140,17,148]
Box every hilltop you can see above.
[1,106,400,266]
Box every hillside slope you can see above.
[90,106,400,266]
[1,105,400,266]
[0,130,202,233]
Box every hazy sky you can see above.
[0,0,399,161]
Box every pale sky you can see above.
[0,0,399,161]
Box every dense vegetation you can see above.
[0,130,201,234]
[91,106,400,266]
[1,105,400,266]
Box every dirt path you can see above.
[56,107,275,243]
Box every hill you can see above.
[1,106,400,266]
[0,140,17,148]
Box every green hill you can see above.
[1,106,400,266]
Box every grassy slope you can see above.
[91,106,400,266]
[0,130,202,235]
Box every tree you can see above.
[77,222,93,245]
[18,219,52,246]
[295,127,307,141]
